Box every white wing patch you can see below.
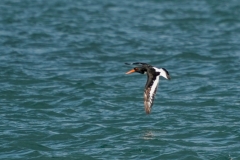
[154,67,170,80]
[149,74,159,100]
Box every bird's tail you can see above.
[160,68,171,80]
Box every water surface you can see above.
[1,0,240,159]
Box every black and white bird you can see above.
[125,62,170,114]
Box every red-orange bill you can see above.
[125,69,135,74]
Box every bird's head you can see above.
[126,67,146,74]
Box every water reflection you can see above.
[142,130,167,140]
[142,130,155,140]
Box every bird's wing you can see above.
[125,62,152,67]
[144,74,160,114]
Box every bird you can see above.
[125,62,170,114]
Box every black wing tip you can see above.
[168,75,171,80]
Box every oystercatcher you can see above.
[125,62,170,114]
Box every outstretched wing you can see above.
[125,62,152,67]
[144,74,160,114]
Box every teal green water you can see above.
[1,0,240,159]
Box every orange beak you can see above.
[125,69,135,74]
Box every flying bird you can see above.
[125,62,170,114]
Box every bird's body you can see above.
[125,62,170,114]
